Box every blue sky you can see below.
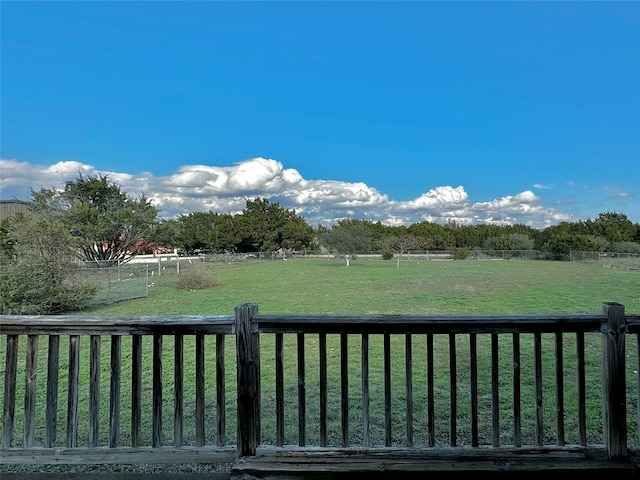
[1,1,639,228]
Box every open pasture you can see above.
[1,258,639,454]
[84,256,640,316]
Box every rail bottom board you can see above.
[230,447,640,479]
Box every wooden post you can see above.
[235,303,260,456]
[601,302,627,458]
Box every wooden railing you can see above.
[2,302,640,475]
[0,316,237,464]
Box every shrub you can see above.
[0,261,97,314]
[175,264,220,290]
[381,248,394,260]
[452,248,471,260]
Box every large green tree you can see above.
[32,173,158,266]
[179,211,243,253]
[586,212,637,244]
[407,221,455,250]
[538,221,607,259]
[483,233,535,251]
[320,220,373,266]
[236,197,314,254]
[150,218,183,253]
[209,213,243,253]
[178,211,219,253]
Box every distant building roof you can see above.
[0,200,31,223]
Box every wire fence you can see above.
[72,263,150,307]
[569,251,640,270]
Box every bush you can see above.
[381,248,394,260]
[0,261,97,314]
[452,249,471,260]
[175,264,220,290]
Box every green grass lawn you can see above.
[2,257,639,455]
[83,257,640,316]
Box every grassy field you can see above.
[83,256,640,316]
[1,257,639,464]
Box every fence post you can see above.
[235,303,260,456]
[601,302,627,459]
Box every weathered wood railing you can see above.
[0,316,238,464]
[2,302,640,476]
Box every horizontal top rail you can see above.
[0,312,614,335]
[0,315,235,335]
[252,312,606,334]
[623,314,640,333]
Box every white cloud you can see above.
[0,156,582,228]
[604,186,630,199]
[0,159,96,191]
[399,186,468,210]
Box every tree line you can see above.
[1,174,639,314]
[161,201,640,261]
[3,173,640,263]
